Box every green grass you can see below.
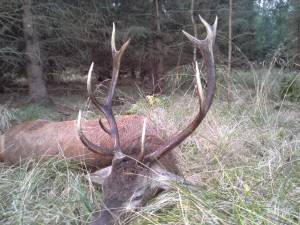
[0,159,101,224]
[1,67,300,224]
[280,71,300,100]
[15,104,56,122]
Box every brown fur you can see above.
[0,115,178,172]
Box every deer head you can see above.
[77,16,218,225]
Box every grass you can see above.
[0,104,18,134]
[15,104,56,122]
[0,66,300,224]
[0,159,101,224]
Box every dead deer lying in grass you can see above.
[0,16,217,225]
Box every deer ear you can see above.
[152,165,194,190]
[88,166,112,185]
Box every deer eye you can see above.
[133,195,143,201]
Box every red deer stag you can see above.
[0,16,217,225]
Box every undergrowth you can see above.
[0,159,101,224]
[15,104,56,122]
[0,104,17,134]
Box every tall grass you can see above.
[0,159,101,224]
[0,65,299,224]
[130,80,300,224]
[0,104,17,134]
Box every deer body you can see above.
[0,115,177,170]
[0,16,217,225]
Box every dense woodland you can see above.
[0,0,299,102]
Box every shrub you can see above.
[280,72,300,100]
[0,105,17,134]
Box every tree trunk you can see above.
[297,16,300,59]
[247,0,255,60]
[22,0,51,105]
[226,0,233,107]
[153,0,164,94]
[190,0,198,62]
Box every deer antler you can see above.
[77,23,131,156]
[145,15,218,162]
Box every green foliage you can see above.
[127,26,153,40]
[280,72,300,100]
[165,65,195,91]
[1,0,299,90]
[0,1,24,76]
[124,103,139,115]
[124,95,171,115]
[15,104,55,122]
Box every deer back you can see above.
[0,114,178,172]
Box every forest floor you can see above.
[0,67,300,224]
[0,76,148,127]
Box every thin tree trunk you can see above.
[226,0,233,107]
[190,0,197,62]
[248,0,255,60]
[153,0,164,94]
[155,0,161,33]
[297,16,300,57]
[22,0,51,105]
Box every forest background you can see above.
[0,0,299,103]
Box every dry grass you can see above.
[129,83,299,224]
[0,104,17,134]
[0,67,299,224]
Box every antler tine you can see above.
[106,23,131,107]
[100,23,131,154]
[195,61,204,110]
[78,23,131,155]
[182,15,217,113]
[137,118,147,161]
[87,63,104,112]
[145,15,218,162]
[99,118,111,135]
[77,110,114,156]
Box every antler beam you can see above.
[145,15,218,162]
[77,23,131,156]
